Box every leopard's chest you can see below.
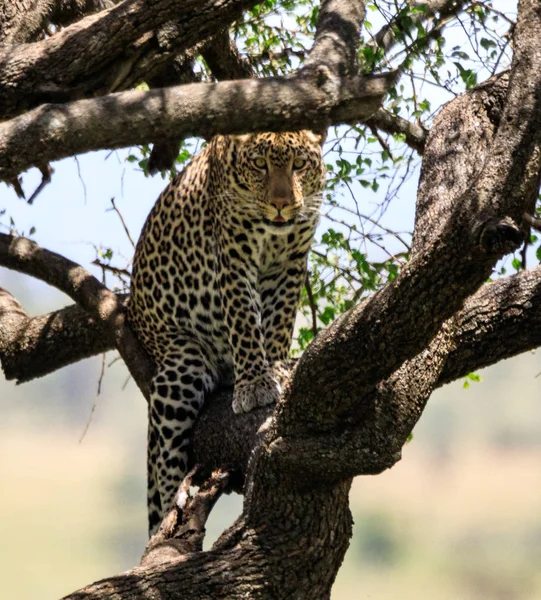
[129,177,310,365]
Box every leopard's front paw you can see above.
[232,372,281,414]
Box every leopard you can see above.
[128,130,326,535]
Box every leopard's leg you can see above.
[147,421,162,535]
[147,339,217,536]
[218,250,281,414]
[260,252,309,379]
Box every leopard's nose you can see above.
[272,199,288,210]
[269,170,293,208]
[270,189,294,210]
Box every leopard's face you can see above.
[227,131,326,231]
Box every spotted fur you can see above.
[128,131,326,534]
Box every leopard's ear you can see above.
[304,129,327,146]
[230,133,253,145]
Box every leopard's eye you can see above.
[252,157,267,170]
[293,157,307,170]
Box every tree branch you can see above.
[147,30,254,174]
[0,233,153,398]
[365,107,428,153]
[370,0,471,56]
[0,0,261,120]
[201,29,255,81]
[141,468,232,566]
[0,0,118,45]
[145,52,200,175]
[440,264,541,384]
[304,0,366,75]
[0,0,53,44]
[0,71,396,182]
[0,287,119,382]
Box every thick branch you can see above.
[0,71,396,181]
[0,234,153,397]
[282,5,541,429]
[304,0,365,75]
[0,0,117,45]
[0,0,53,44]
[141,468,232,566]
[0,0,260,119]
[0,287,119,382]
[50,0,119,28]
[200,27,425,152]
[201,29,254,80]
[440,265,541,384]
[472,0,541,221]
[146,30,254,174]
[145,53,199,175]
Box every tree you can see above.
[0,0,539,598]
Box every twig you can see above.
[7,176,25,199]
[121,373,132,390]
[79,352,106,443]
[91,258,132,280]
[27,164,53,205]
[74,156,87,204]
[304,273,319,339]
[471,1,516,26]
[368,124,394,161]
[523,212,541,232]
[108,197,136,248]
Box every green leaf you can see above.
[454,62,477,89]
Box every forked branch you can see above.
[0,233,153,397]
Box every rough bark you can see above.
[2,0,541,599]
[0,0,118,45]
[201,29,254,81]
[0,0,261,119]
[0,0,54,44]
[146,30,254,174]
[0,287,119,382]
[0,71,395,182]
[304,0,365,75]
[145,53,200,175]
[0,234,154,399]
[141,468,233,563]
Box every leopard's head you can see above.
[225,130,326,231]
